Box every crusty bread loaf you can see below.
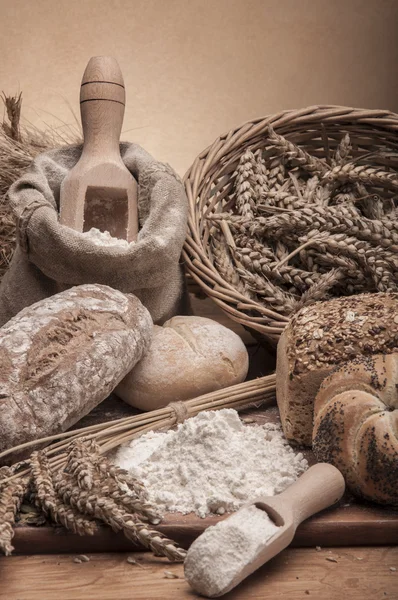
[0,284,152,463]
[115,316,249,411]
[276,292,398,445]
[312,353,398,505]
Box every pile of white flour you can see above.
[184,505,279,596]
[82,227,133,248]
[115,409,308,518]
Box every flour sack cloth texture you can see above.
[0,143,190,326]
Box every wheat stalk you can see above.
[236,268,298,314]
[208,127,398,310]
[323,163,398,190]
[0,468,30,555]
[0,375,277,474]
[333,133,352,166]
[30,450,98,536]
[265,156,287,191]
[95,457,148,500]
[267,126,328,176]
[66,438,161,524]
[303,176,320,202]
[64,438,100,490]
[295,268,344,308]
[257,191,304,210]
[233,149,257,218]
[211,204,398,246]
[211,233,253,298]
[52,470,186,561]
[298,233,397,292]
[1,92,22,142]
[253,150,269,199]
[232,236,320,292]
[239,252,320,292]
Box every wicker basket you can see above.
[182,105,398,345]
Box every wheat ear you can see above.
[53,472,186,561]
[267,126,328,176]
[30,451,98,536]
[0,468,30,555]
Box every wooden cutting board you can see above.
[11,291,398,554]
[12,401,398,554]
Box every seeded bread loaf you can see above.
[276,292,398,445]
[0,284,152,463]
[312,353,398,505]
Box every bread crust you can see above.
[115,316,249,411]
[313,354,398,505]
[276,292,398,445]
[0,284,152,463]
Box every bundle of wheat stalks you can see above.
[209,126,398,315]
[0,375,277,559]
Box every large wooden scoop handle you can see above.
[184,464,346,598]
[276,463,346,525]
[79,56,126,159]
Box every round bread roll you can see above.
[312,353,398,506]
[115,316,249,411]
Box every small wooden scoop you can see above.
[59,56,138,241]
[184,463,345,598]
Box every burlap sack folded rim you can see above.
[0,140,189,326]
[9,142,187,288]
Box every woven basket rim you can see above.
[183,104,398,344]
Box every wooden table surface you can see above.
[1,547,397,600]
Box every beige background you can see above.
[1,0,398,176]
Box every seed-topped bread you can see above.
[276,292,398,445]
[312,353,398,505]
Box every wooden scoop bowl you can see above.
[59,56,138,241]
[184,463,345,598]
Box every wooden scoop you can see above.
[59,56,138,241]
[184,463,345,598]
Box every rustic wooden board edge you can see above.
[13,505,398,555]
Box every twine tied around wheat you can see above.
[0,375,277,558]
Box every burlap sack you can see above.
[0,143,190,326]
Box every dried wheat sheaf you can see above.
[1,440,186,561]
[0,376,277,559]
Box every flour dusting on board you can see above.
[115,409,308,518]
